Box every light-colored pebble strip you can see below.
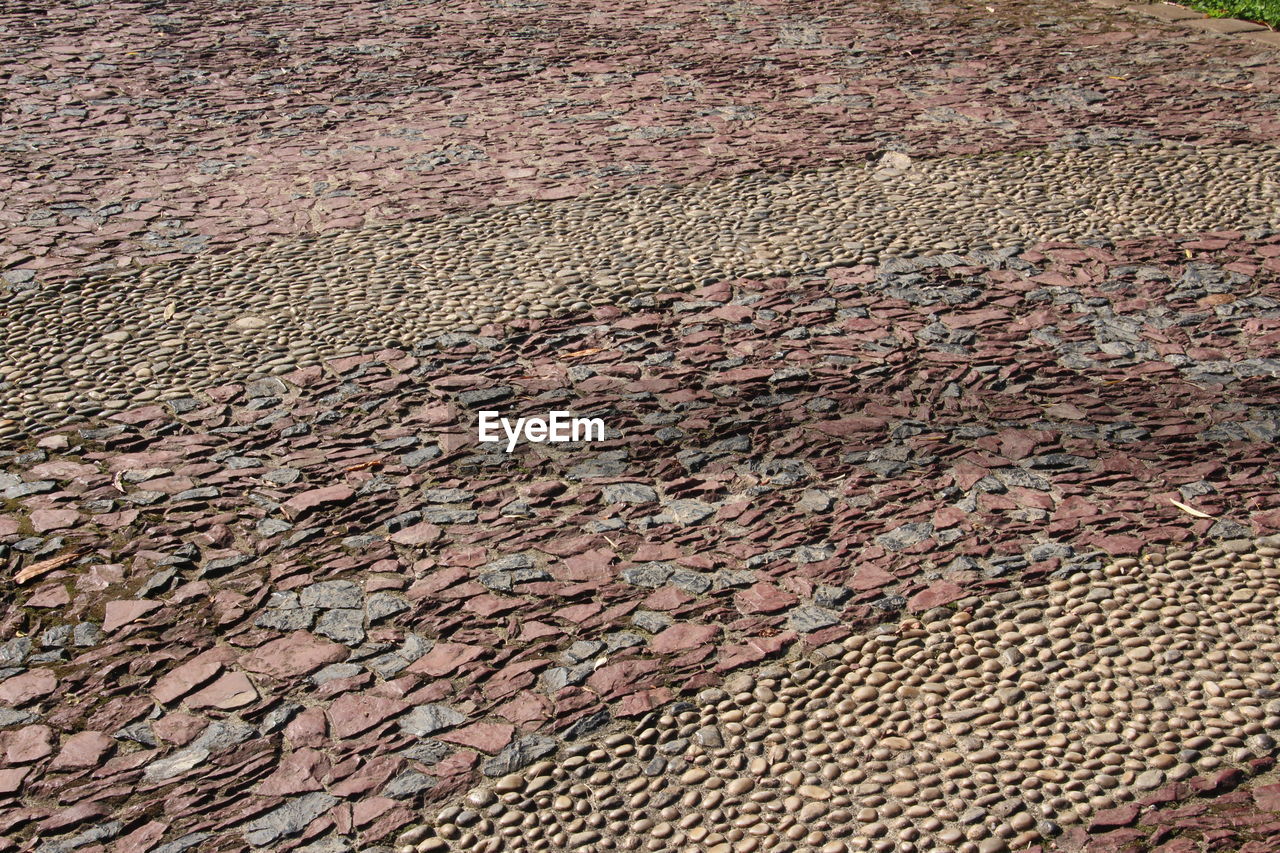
[394,538,1280,853]
[3,141,1279,436]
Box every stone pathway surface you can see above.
[2,0,1280,289]
[2,1,1280,852]
[4,233,1280,851]
[4,141,1279,435]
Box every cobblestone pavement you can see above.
[3,1,1280,852]
[3,141,1279,435]
[4,233,1280,851]
[2,0,1280,287]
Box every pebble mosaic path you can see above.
[4,233,1280,852]
[3,1,1280,852]
[4,141,1280,435]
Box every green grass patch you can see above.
[1179,0,1280,28]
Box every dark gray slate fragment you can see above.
[36,820,122,853]
[563,710,611,741]
[300,580,363,609]
[563,640,603,664]
[400,739,452,765]
[400,704,465,736]
[422,508,477,524]
[255,608,316,632]
[631,610,672,633]
[402,447,441,466]
[257,518,293,537]
[813,585,851,609]
[314,609,365,645]
[148,831,210,853]
[421,488,473,503]
[174,486,220,502]
[383,770,436,799]
[259,703,302,735]
[481,734,557,777]
[619,562,674,588]
[243,792,338,847]
[365,593,410,622]
[669,569,712,594]
[658,499,714,525]
[602,482,658,504]
[483,554,534,572]
[542,663,594,692]
[457,386,514,407]
[876,522,933,552]
[789,605,841,632]
[202,554,252,576]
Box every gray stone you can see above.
[314,609,366,645]
[632,610,672,633]
[255,608,316,632]
[365,652,412,680]
[201,554,252,576]
[0,707,37,727]
[365,593,410,622]
[542,663,594,692]
[259,703,302,735]
[300,580,363,610]
[797,489,834,512]
[603,632,645,652]
[257,518,294,537]
[658,499,715,525]
[620,562,674,588]
[602,482,658,504]
[36,820,122,853]
[456,386,514,407]
[144,745,210,782]
[421,488,473,503]
[669,569,712,594]
[790,543,835,564]
[383,770,436,799]
[72,623,102,647]
[399,739,452,765]
[694,726,724,748]
[0,637,32,667]
[482,553,534,572]
[421,508,477,524]
[311,663,363,685]
[788,605,841,632]
[563,640,604,664]
[401,447,440,466]
[480,734,557,777]
[192,719,256,753]
[263,467,301,485]
[174,486,221,502]
[243,792,338,847]
[563,710,610,741]
[713,570,755,589]
[813,585,851,609]
[876,522,934,552]
[400,704,466,736]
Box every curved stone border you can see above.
[1090,0,1280,47]
[393,538,1280,853]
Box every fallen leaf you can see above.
[162,302,175,321]
[16,551,84,585]
[563,347,604,359]
[1170,499,1214,519]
